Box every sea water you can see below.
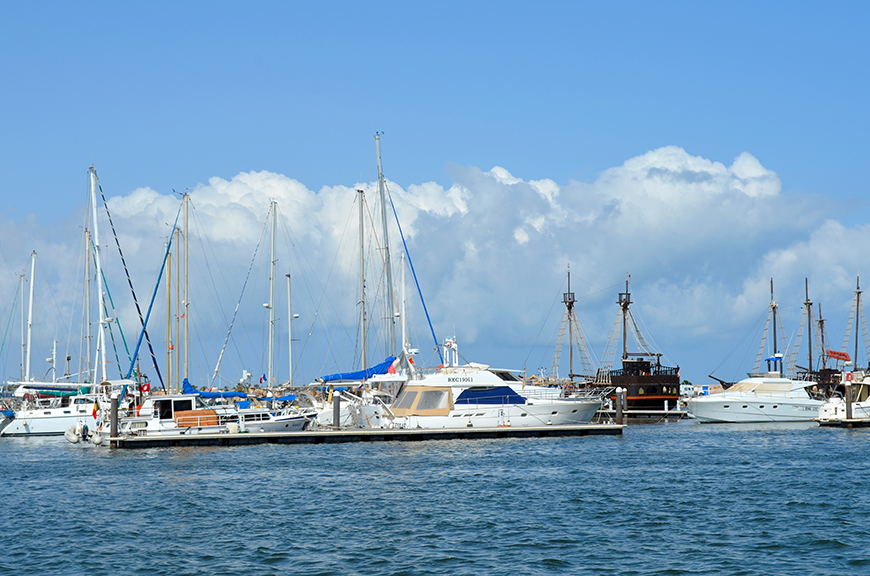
[1,421,868,575]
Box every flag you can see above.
[141,382,150,393]
[259,374,266,384]
[388,356,401,374]
[92,401,98,419]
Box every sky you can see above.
[2,1,870,390]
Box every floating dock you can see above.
[817,418,870,428]
[596,409,690,423]
[109,423,623,448]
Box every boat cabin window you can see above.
[393,390,418,410]
[493,370,521,382]
[74,397,90,404]
[173,399,194,414]
[417,390,449,410]
[154,399,174,420]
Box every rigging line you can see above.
[125,201,183,386]
[385,185,443,363]
[98,181,162,387]
[88,232,131,376]
[0,285,21,370]
[210,210,269,386]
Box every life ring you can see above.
[846,372,854,382]
[136,404,143,416]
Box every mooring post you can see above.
[615,387,624,425]
[333,392,341,430]
[845,381,853,421]
[109,394,119,447]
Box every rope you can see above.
[99,181,164,389]
[386,187,443,364]
[210,210,269,386]
[125,201,183,386]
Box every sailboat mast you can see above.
[566,265,574,380]
[805,278,813,375]
[166,240,172,392]
[855,275,861,369]
[174,227,180,390]
[183,192,189,384]
[287,273,293,386]
[375,133,396,357]
[267,200,277,388]
[24,251,35,381]
[771,278,777,371]
[88,166,108,383]
[19,273,24,381]
[84,228,91,381]
[358,189,367,370]
[819,303,827,369]
[620,274,631,361]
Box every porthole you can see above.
[742,405,748,409]
[551,411,558,415]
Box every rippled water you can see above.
[2,421,869,575]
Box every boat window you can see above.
[417,390,448,410]
[521,413,527,417]
[393,391,418,410]
[742,405,748,409]
[74,398,90,404]
[154,399,173,420]
[723,405,730,409]
[173,399,194,413]
[551,411,558,415]
[759,405,765,409]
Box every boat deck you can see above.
[109,423,623,448]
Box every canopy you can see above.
[317,356,396,383]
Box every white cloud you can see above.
[2,147,867,388]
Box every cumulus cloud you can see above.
[0,147,865,387]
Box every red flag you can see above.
[92,401,98,419]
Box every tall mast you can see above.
[855,274,862,369]
[18,273,24,381]
[619,274,631,361]
[819,303,827,369]
[770,278,779,373]
[174,226,181,390]
[401,253,406,354]
[564,265,575,380]
[84,228,91,381]
[88,166,108,383]
[267,200,277,388]
[375,133,396,357]
[183,192,189,384]
[287,273,293,386]
[358,189,367,370]
[804,278,813,375]
[24,251,35,381]
[166,240,172,392]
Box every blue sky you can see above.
[2,2,870,388]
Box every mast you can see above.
[375,133,396,357]
[19,273,24,381]
[267,200,277,388]
[804,278,813,375]
[174,226,180,391]
[401,253,406,355]
[183,192,189,384]
[564,265,576,380]
[856,275,862,370]
[84,228,91,381]
[24,251,35,381]
[166,240,172,392]
[619,274,632,362]
[88,166,108,383]
[287,273,293,386]
[819,303,827,369]
[358,189,367,370]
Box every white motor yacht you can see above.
[686,374,823,423]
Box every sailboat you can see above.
[688,279,824,423]
[818,275,870,424]
[596,275,681,411]
[1,167,133,437]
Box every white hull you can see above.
[687,394,822,423]
[396,398,600,429]
[1,412,96,436]
[818,397,870,423]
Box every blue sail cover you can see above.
[182,379,248,399]
[455,386,527,405]
[318,356,396,383]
